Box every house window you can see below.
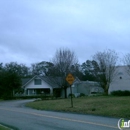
[34,79,42,85]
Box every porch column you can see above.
[27,89,29,95]
[24,88,27,95]
[33,89,35,95]
[50,88,53,94]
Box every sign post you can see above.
[66,73,75,108]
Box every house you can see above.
[109,66,130,94]
[18,66,130,97]
[20,75,61,96]
[66,66,130,96]
[66,78,104,97]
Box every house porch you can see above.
[25,88,53,96]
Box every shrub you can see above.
[19,96,41,99]
[68,94,75,98]
[53,90,61,98]
[111,90,130,96]
[91,92,98,94]
[80,93,85,97]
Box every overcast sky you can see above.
[0,0,130,66]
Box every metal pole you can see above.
[70,84,73,108]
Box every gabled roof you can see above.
[21,75,60,88]
[21,78,32,86]
[73,80,100,86]
[41,76,60,88]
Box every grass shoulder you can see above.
[26,96,130,118]
[0,123,18,130]
[0,124,13,130]
[0,125,10,130]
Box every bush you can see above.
[80,93,85,97]
[91,92,98,94]
[111,90,130,96]
[17,95,41,99]
[53,89,61,98]
[12,95,55,100]
[68,94,75,98]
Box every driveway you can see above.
[0,99,119,130]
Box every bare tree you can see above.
[93,49,118,95]
[123,53,130,76]
[52,48,78,98]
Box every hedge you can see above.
[111,90,130,96]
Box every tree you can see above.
[70,63,84,80]
[5,62,30,78]
[51,48,78,98]
[92,49,118,95]
[0,67,21,99]
[0,63,3,69]
[31,61,54,76]
[81,60,98,81]
[123,53,130,76]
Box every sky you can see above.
[0,0,130,66]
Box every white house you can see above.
[20,66,130,97]
[21,75,60,96]
[109,66,130,94]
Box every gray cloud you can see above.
[0,0,130,65]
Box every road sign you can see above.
[66,73,75,85]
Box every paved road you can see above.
[0,99,119,130]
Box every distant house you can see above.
[66,66,130,96]
[109,66,130,94]
[67,78,104,97]
[20,75,61,96]
[18,66,130,97]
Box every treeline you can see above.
[0,48,130,99]
[0,63,22,99]
[0,61,96,81]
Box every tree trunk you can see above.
[12,90,13,97]
[104,85,109,95]
[64,87,67,98]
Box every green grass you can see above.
[26,96,130,118]
[0,124,12,130]
[0,123,18,130]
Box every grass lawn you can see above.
[0,124,12,130]
[0,123,18,130]
[26,96,130,118]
